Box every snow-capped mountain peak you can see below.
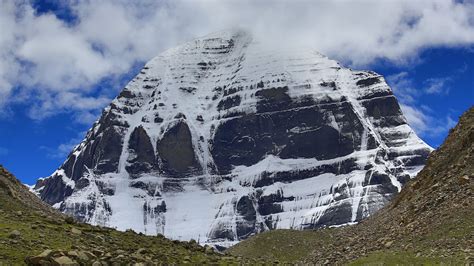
[34,30,431,247]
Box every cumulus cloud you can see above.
[388,72,458,138]
[386,72,420,104]
[26,91,111,122]
[399,104,430,135]
[0,0,474,123]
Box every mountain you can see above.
[228,107,474,264]
[33,30,431,247]
[0,165,244,264]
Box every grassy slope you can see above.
[0,166,246,265]
[228,107,474,264]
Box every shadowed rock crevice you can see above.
[126,126,156,176]
[157,120,202,177]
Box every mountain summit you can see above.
[34,30,431,246]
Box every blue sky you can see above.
[0,1,473,184]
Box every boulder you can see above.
[52,256,78,266]
[8,230,21,239]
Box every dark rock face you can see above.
[235,196,257,239]
[157,120,202,177]
[311,201,354,228]
[255,86,292,113]
[87,127,124,174]
[50,124,125,193]
[127,126,156,176]
[257,190,288,216]
[36,173,74,206]
[34,30,432,247]
[212,101,360,174]
[281,125,352,159]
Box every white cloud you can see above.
[399,104,430,135]
[387,72,420,104]
[424,77,451,94]
[0,0,473,123]
[26,91,111,121]
[400,103,457,138]
[388,72,458,138]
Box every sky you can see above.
[0,0,473,184]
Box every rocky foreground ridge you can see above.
[33,30,431,246]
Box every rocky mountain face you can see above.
[229,107,474,264]
[34,30,431,247]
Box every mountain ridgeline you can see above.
[33,30,431,246]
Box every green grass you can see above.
[227,229,336,263]
[349,251,467,266]
[228,212,473,265]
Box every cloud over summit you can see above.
[1,0,473,123]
